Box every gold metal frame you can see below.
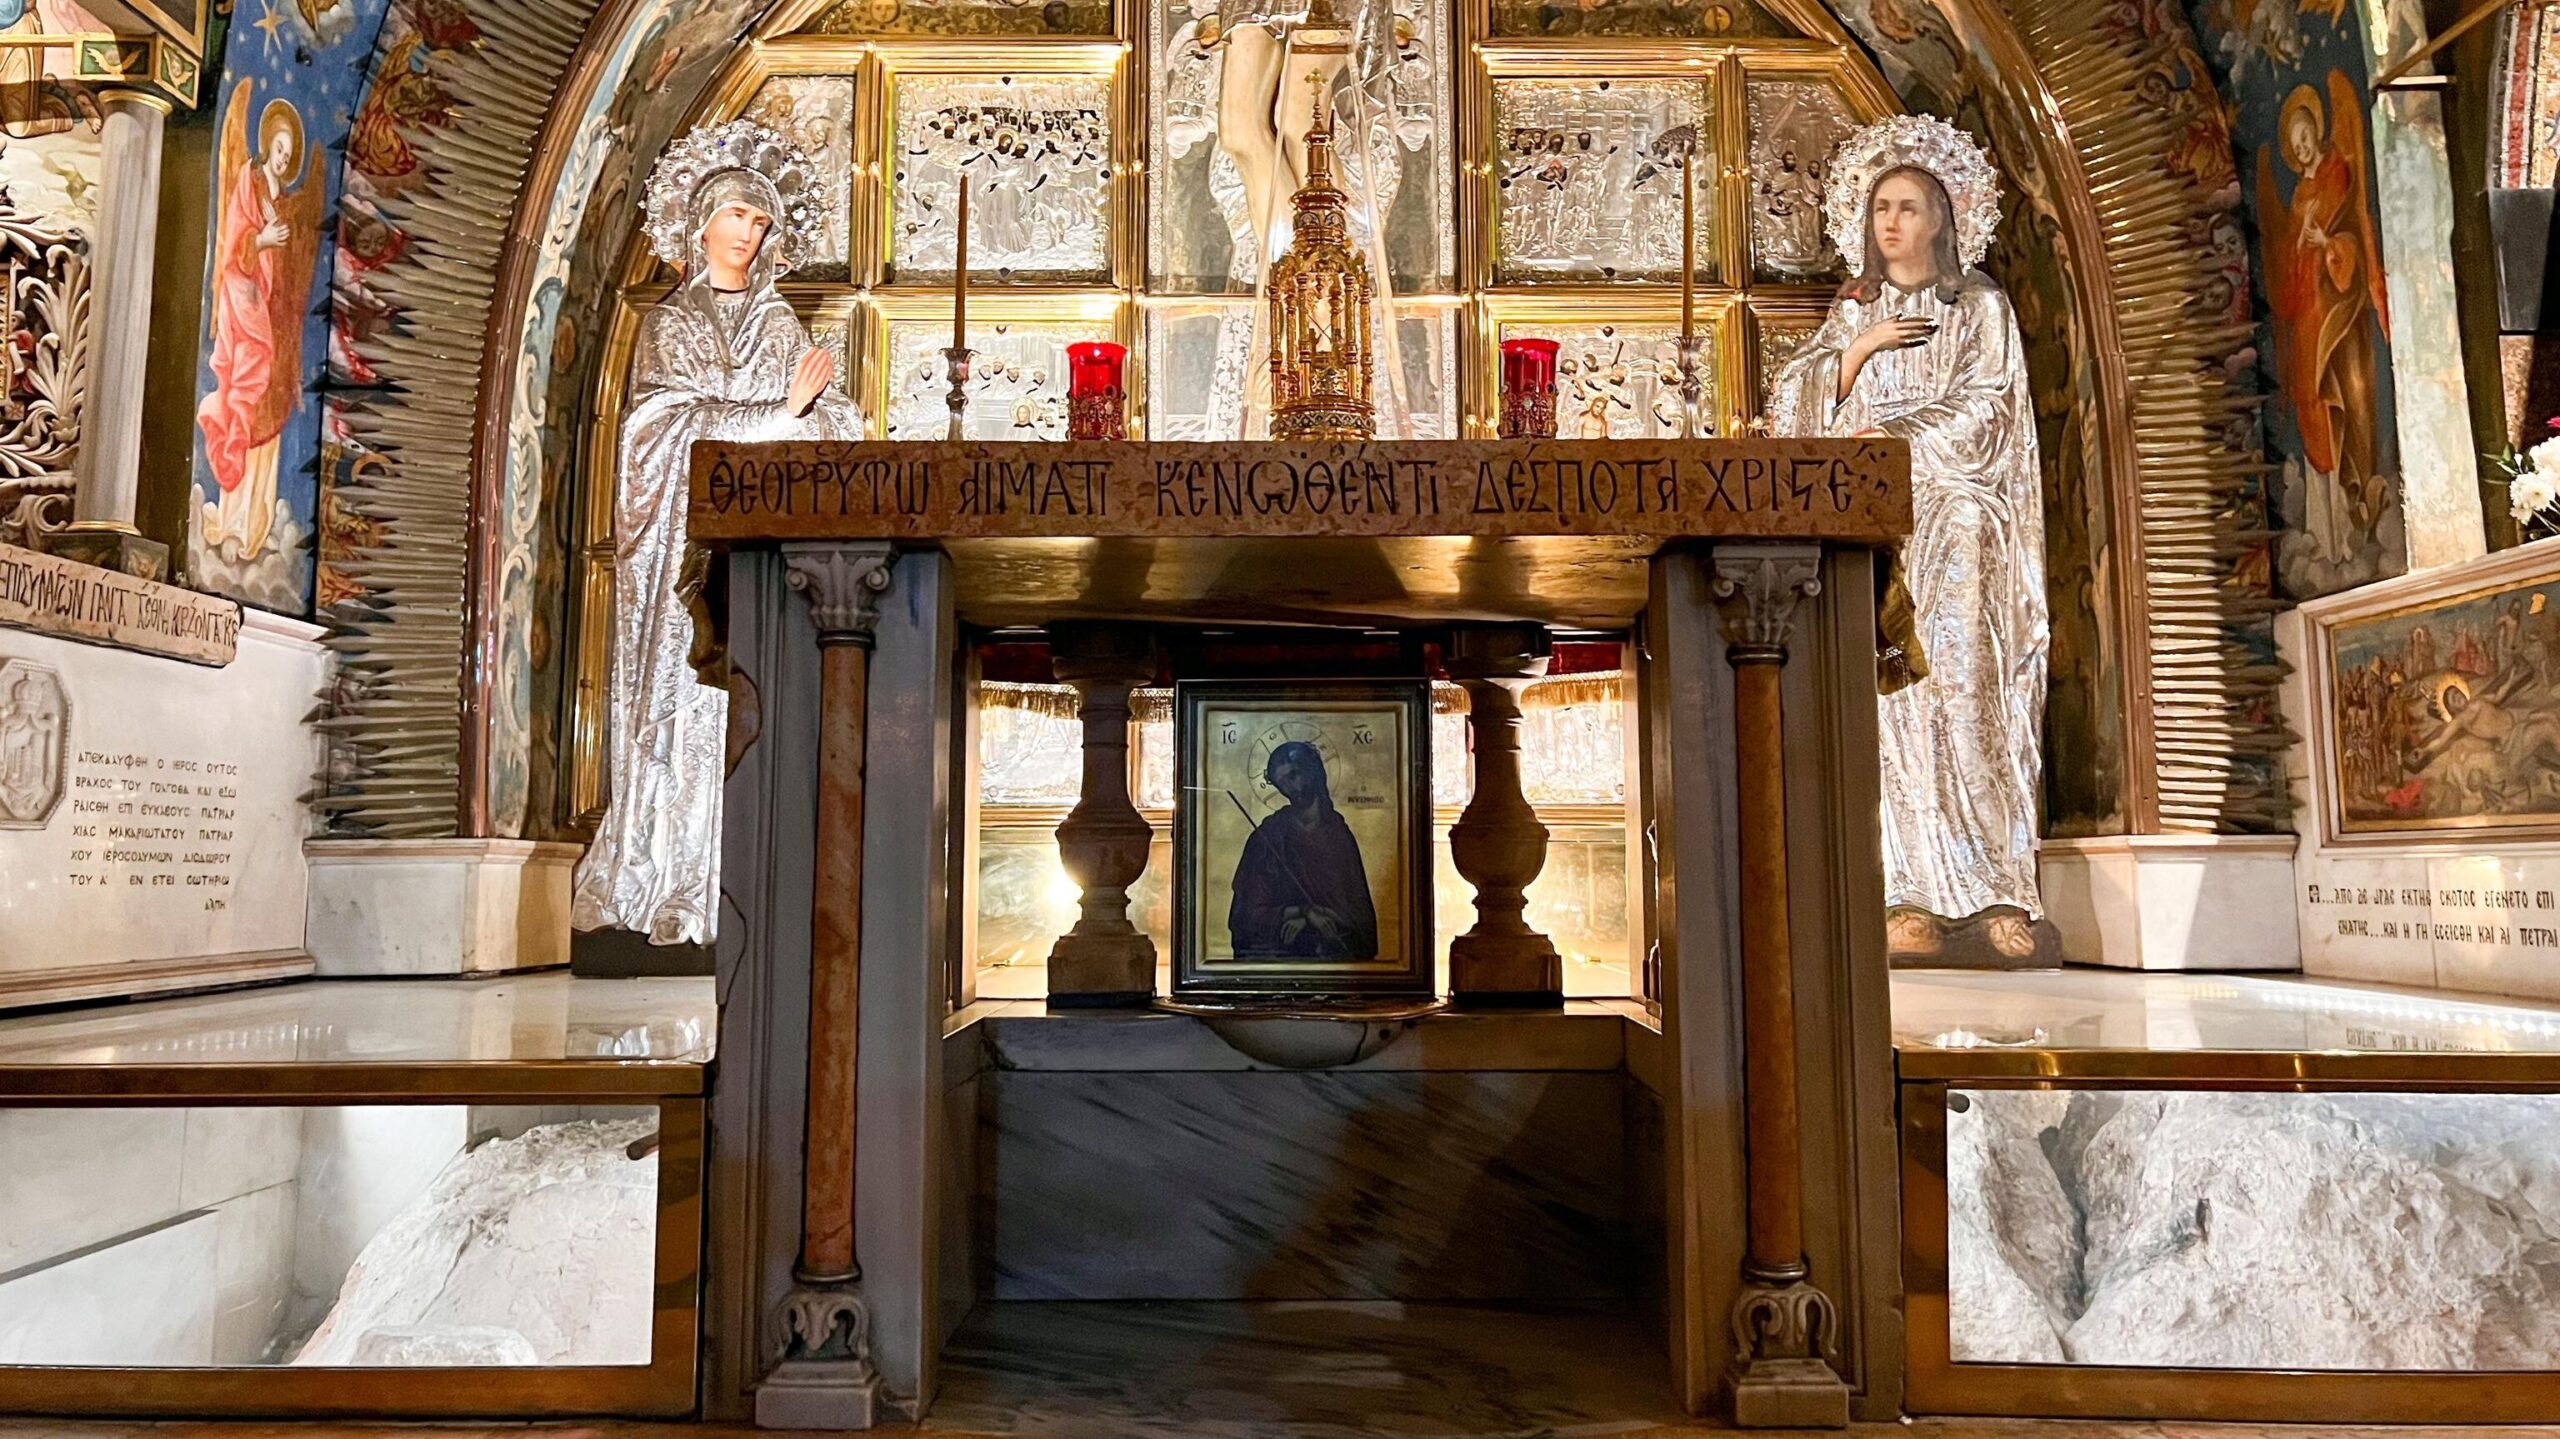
[0,1093,703,1418]
[1901,1076,2560,1421]
[556,3,1904,815]
[2303,562,2560,845]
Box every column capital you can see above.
[784,542,897,648]
[96,87,175,118]
[1709,542,1822,665]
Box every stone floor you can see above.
[5,1413,2560,1423]
[6,1299,2560,1438]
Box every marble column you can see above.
[2357,0,2485,569]
[1045,621,1159,1008]
[1445,622,1562,1006]
[1709,542,1847,1430]
[53,89,169,581]
[763,541,896,1429]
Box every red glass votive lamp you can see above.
[1066,340,1128,441]
[1498,337,1560,440]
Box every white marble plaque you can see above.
[2297,844,2560,1000]
[0,611,326,1007]
[0,543,242,665]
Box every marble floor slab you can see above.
[10,1416,2560,1439]
[927,1301,1677,1438]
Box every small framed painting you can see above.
[1173,680,1434,999]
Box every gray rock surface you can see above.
[1949,1091,2560,1370]
[295,1118,658,1367]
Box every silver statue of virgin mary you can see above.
[1765,115,2049,958]
[572,120,864,946]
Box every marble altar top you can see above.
[0,975,714,1094]
[1894,967,2560,1079]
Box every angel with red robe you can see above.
[195,79,324,562]
[2257,69,2390,537]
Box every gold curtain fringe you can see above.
[980,680,1082,719]
[1521,673,1623,710]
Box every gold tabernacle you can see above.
[1266,77,1378,444]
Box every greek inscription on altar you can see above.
[59,747,242,912]
[2303,881,2437,944]
[0,542,243,666]
[691,438,1911,544]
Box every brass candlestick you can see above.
[946,175,974,441]
[1676,148,1707,440]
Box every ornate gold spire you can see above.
[1267,77,1375,443]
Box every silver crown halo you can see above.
[1823,114,2003,274]
[643,118,836,276]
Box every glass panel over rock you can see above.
[1146,0,1457,295]
[1492,77,1711,283]
[0,1104,663,1369]
[889,73,1114,283]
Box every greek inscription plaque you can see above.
[691,438,1911,544]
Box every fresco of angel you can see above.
[195,79,323,563]
[2257,69,2390,544]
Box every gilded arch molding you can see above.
[438,0,2283,843]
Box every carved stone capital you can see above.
[1728,1272,1848,1428]
[757,1278,883,1429]
[785,542,898,649]
[1709,542,1822,666]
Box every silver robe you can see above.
[1768,276,2048,920]
[571,285,862,944]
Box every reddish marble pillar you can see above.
[763,542,897,1428]
[1709,542,1847,1430]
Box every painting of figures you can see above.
[2327,574,2560,834]
[2187,0,2404,599]
[186,0,394,614]
[196,80,324,571]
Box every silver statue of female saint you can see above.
[1765,116,2049,960]
[572,121,862,946]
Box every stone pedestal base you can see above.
[1730,1356,1850,1428]
[1448,933,1561,1006]
[2039,834,2300,971]
[49,525,168,581]
[756,1358,882,1429]
[756,1281,884,1429]
[304,838,579,976]
[1046,931,1156,1007]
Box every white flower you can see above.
[2512,462,2560,527]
